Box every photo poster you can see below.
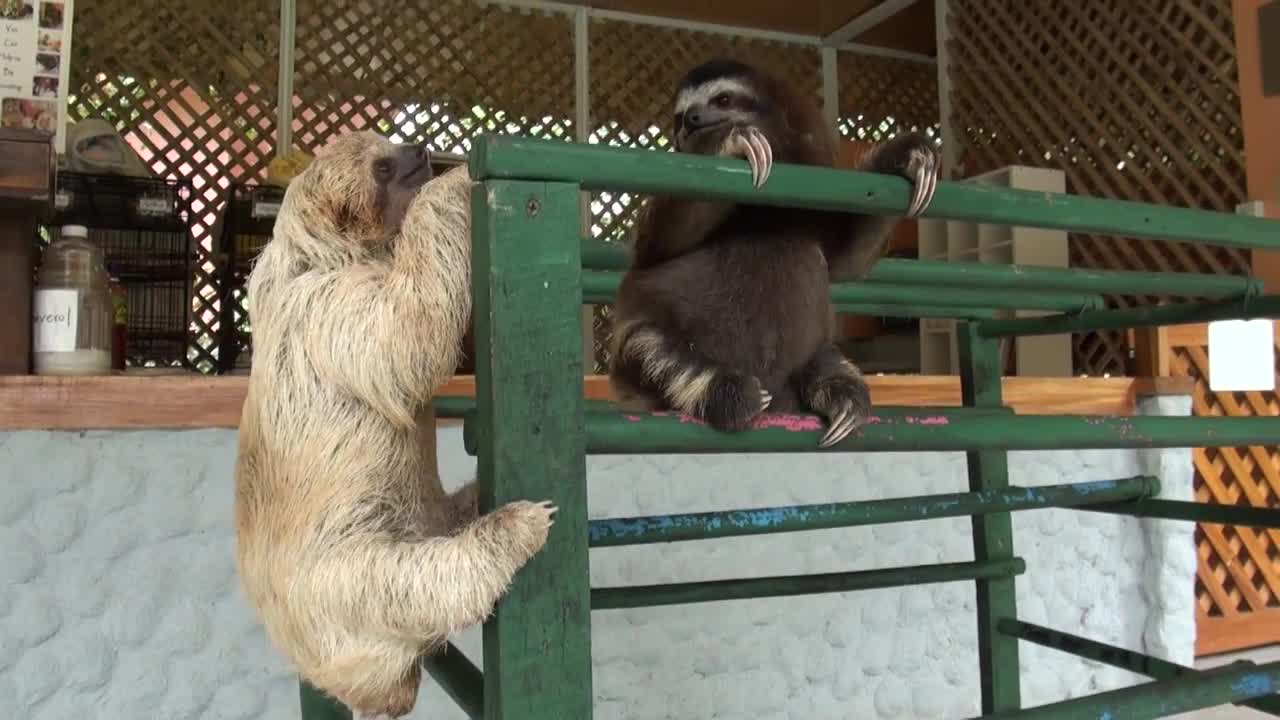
[0,0,75,154]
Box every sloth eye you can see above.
[713,93,732,108]
[372,158,395,181]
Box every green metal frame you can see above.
[299,135,1280,719]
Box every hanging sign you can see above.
[0,0,74,152]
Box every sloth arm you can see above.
[820,210,897,282]
[289,263,461,430]
[820,131,936,281]
[630,194,734,269]
[287,168,470,429]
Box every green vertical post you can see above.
[298,679,351,720]
[958,322,1022,713]
[472,178,593,720]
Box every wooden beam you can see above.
[486,0,936,61]
[1234,1,1280,283]
[823,0,919,46]
[0,374,1194,431]
[1197,610,1280,657]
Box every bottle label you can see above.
[32,289,80,353]
[112,294,128,325]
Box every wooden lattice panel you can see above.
[1169,327,1280,655]
[69,0,279,372]
[291,0,574,155]
[946,0,1250,375]
[836,53,940,144]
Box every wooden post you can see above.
[1234,0,1280,279]
[472,178,592,720]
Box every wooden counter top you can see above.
[0,373,1193,431]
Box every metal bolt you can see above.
[526,199,541,217]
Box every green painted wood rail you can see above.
[298,134,1280,720]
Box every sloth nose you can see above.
[686,110,706,128]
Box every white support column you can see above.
[934,0,955,178]
[821,46,840,136]
[276,0,297,157]
[574,7,597,369]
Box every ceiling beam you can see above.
[483,0,936,62]
[823,0,919,46]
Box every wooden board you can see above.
[0,374,1193,431]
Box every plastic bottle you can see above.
[31,225,114,375]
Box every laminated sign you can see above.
[0,0,74,152]
[1208,319,1276,392]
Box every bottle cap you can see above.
[61,224,89,239]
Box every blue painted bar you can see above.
[587,477,1159,547]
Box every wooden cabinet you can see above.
[0,128,56,375]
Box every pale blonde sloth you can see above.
[234,131,556,718]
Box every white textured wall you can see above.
[0,396,1196,719]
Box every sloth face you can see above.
[673,60,771,153]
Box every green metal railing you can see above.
[299,134,1280,720]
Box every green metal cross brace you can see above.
[958,322,1022,713]
[471,178,594,720]
[299,679,351,719]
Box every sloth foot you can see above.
[701,371,771,432]
[870,131,939,218]
[809,375,872,449]
[486,500,558,561]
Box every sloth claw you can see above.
[809,374,872,449]
[723,126,774,189]
[819,407,862,449]
[905,145,939,218]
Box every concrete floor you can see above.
[1167,645,1280,718]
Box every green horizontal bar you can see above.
[579,237,1263,298]
[999,620,1280,716]
[871,258,1263,298]
[587,476,1159,547]
[422,643,483,719]
[581,236,630,271]
[977,294,1280,338]
[434,395,475,419]
[826,303,998,319]
[562,410,1280,455]
[437,396,616,419]
[583,287,998,318]
[470,135,1280,251]
[1082,498,1280,530]
[590,558,1025,610]
[460,406,1016,455]
[581,270,1102,313]
[835,281,1102,312]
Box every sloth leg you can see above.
[793,343,872,448]
[319,500,557,643]
[612,319,772,432]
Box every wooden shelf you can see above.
[0,374,1193,431]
